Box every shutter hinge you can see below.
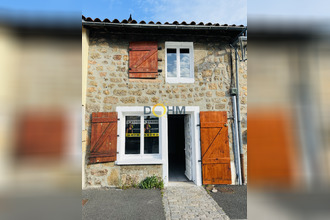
[158,46,162,50]
[197,124,200,127]
[158,58,162,62]
[128,48,132,51]
[129,68,132,70]
[118,118,120,121]
[198,160,201,162]
[117,135,119,137]
[116,152,119,154]
[158,69,162,73]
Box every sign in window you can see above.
[125,115,159,155]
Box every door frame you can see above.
[164,106,202,186]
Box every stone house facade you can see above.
[82,16,247,188]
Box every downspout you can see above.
[229,45,242,185]
[234,47,245,185]
[229,28,247,185]
[231,95,242,185]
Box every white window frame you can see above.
[115,106,166,165]
[165,42,194,83]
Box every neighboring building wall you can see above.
[84,33,247,187]
[82,27,89,189]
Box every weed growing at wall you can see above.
[139,175,164,189]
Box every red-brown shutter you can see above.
[129,41,158,79]
[89,112,117,164]
[15,111,65,158]
[200,111,232,184]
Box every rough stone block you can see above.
[113,89,127,96]
[113,55,122,60]
[215,104,226,109]
[206,91,212,97]
[137,97,149,103]
[91,169,108,176]
[208,83,217,90]
[202,70,212,77]
[104,96,119,104]
[120,96,135,104]
[96,66,103,71]
[107,169,120,186]
[86,104,100,113]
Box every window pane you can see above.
[180,48,190,78]
[167,48,177,77]
[144,116,159,154]
[125,116,140,154]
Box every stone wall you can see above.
[84,33,247,187]
[86,162,162,188]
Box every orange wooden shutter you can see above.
[89,112,117,164]
[248,109,297,188]
[129,41,158,78]
[200,111,232,184]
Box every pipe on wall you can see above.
[229,28,246,185]
[232,96,242,185]
[234,47,245,185]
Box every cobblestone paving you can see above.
[162,184,230,220]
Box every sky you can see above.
[0,0,246,25]
[0,0,79,13]
[82,0,247,25]
[248,0,330,20]
[2,0,330,27]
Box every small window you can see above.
[165,42,194,83]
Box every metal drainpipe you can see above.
[234,47,245,185]
[232,95,242,185]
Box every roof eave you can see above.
[82,20,246,31]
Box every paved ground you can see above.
[162,183,230,220]
[209,185,247,219]
[82,188,165,220]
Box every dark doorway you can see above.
[168,115,188,182]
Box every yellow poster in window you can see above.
[126,133,159,137]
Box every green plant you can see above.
[204,184,213,194]
[139,175,164,189]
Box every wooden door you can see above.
[200,111,232,184]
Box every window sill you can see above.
[115,158,163,165]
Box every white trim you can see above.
[116,106,166,166]
[164,106,201,186]
[165,42,194,83]
[116,106,201,187]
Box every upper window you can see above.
[165,42,194,83]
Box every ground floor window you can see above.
[116,107,165,165]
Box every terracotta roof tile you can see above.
[82,16,246,28]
